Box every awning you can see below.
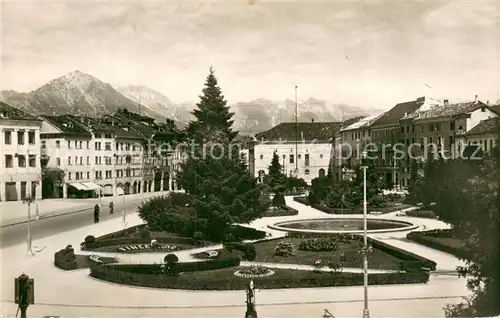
[80,182,101,191]
[68,182,87,191]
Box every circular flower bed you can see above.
[234,265,275,278]
[115,243,178,253]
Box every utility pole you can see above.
[294,85,298,175]
[361,151,370,318]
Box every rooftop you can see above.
[466,117,500,136]
[372,99,423,127]
[255,121,341,142]
[40,115,92,136]
[402,101,492,121]
[340,113,386,132]
[0,101,40,121]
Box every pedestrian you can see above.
[94,204,100,223]
[109,201,114,214]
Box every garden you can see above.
[406,229,471,259]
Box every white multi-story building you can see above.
[249,121,341,184]
[40,115,101,198]
[1,102,42,201]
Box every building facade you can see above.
[250,121,341,184]
[465,117,500,156]
[1,102,42,201]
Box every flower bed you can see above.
[54,245,118,271]
[90,265,429,290]
[234,266,275,278]
[263,205,299,217]
[407,229,470,259]
[114,243,179,253]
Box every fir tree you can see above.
[186,66,237,145]
[176,67,268,240]
[266,152,286,192]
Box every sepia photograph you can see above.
[1,0,499,317]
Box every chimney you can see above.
[443,99,449,106]
[475,95,478,103]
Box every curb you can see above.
[0,194,157,228]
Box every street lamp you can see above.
[22,197,35,256]
[360,151,370,318]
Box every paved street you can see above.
[0,193,162,248]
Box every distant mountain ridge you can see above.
[1,70,382,134]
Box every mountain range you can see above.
[0,70,382,134]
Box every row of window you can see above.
[342,129,370,141]
[259,153,324,165]
[470,139,496,153]
[4,154,37,168]
[67,169,141,181]
[4,130,36,145]
[48,140,140,151]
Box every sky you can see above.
[2,0,500,109]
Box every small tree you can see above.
[266,152,286,192]
[272,192,286,207]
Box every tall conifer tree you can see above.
[177,67,268,240]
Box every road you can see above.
[0,200,143,248]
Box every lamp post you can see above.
[23,197,35,256]
[122,191,126,229]
[360,151,370,318]
[245,279,257,318]
[34,180,40,220]
[294,85,298,176]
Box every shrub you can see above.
[263,206,299,217]
[328,261,343,273]
[139,228,151,239]
[272,192,286,207]
[224,233,236,242]
[85,235,96,244]
[193,231,204,241]
[54,245,77,270]
[299,238,339,252]
[405,209,436,219]
[275,241,294,257]
[307,191,320,204]
[369,195,387,208]
[223,242,256,261]
[164,254,179,264]
[229,225,266,240]
[312,260,324,273]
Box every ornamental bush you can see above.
[272,192,286,207]
[299,238,339,252]
[164,253,179,265]
[193,231,204,241]
[275,241,294,257]
[85,235,96,244]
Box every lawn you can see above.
[91,265,428,290]
[406,229,470,258]
[252,238,401,270]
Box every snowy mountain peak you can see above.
[52,70,102,89]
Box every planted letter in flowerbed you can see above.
[90,264,429,290]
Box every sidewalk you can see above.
[0,191,168,227]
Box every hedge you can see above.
[54,246,78,270]
[405,209,436,219]
[95,256,240,275]
[293,197,413,215]
[81,236,196,250]
[229,225,266,240]
[367,236,437,271]
[89,266,429,290]
[263,205,299,217]
[407,230,471,260]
